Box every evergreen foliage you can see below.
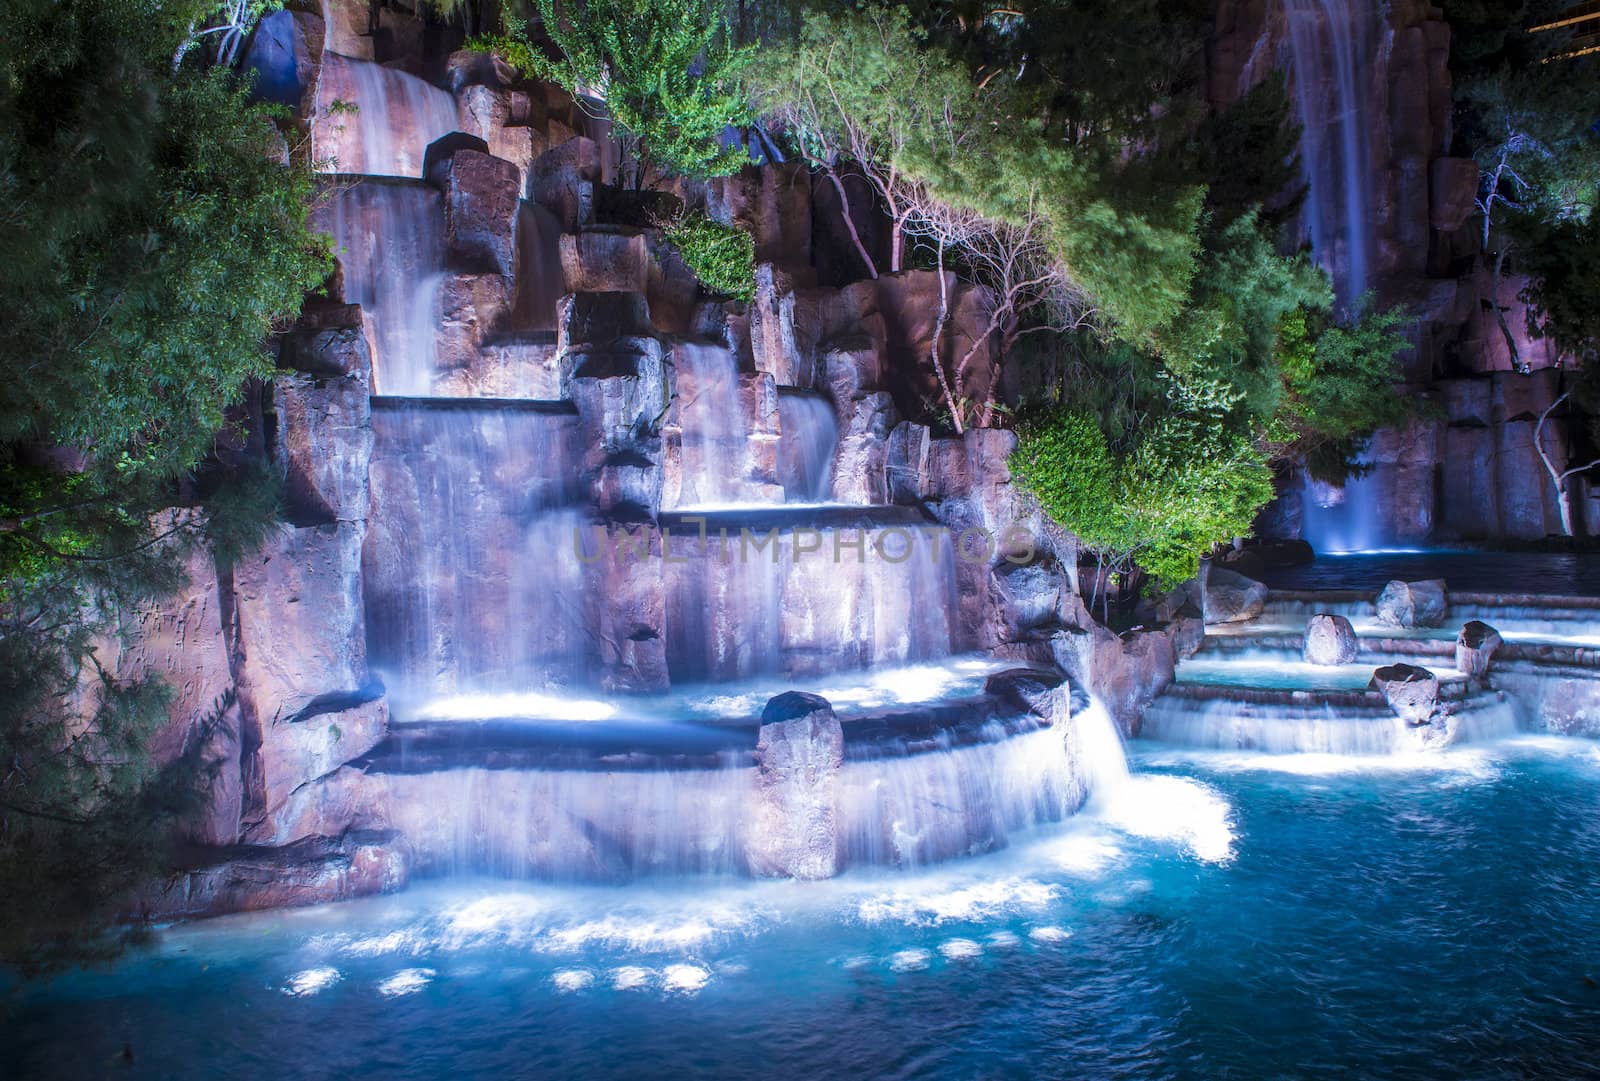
[664,211,756,301]
[0,0,320,969]
[470,0,754,186]
[1011,404,1274,591]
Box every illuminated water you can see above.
[1261,551,1600,597]
[11,739,1600,1078]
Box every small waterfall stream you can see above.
[318,180,446,395]
[1283,0,1376,308]
[363,399,589,707]
[777,390,838,502]
[314,53,460,179]
[1301,466,1383,554]
[670,342,756,508]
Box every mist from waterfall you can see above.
[1283,0,1375,308]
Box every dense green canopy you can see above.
[0,0,325,970]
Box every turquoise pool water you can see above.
[8,738,1600,1079]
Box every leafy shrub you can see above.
[1011,406,1275,593]
[664,211,756,302]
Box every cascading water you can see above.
[364,692,1134,881]
[1282,0,1382,551]
[661,514,959,682]
[317,181,446,395]
[777,389,838,502]
[308,56,1125,894]
[314,53,460,179]
[363,399,589,709]
[669,342,758,508]
[1283,0,1375,308]
[1301,466,1382,554]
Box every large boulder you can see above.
[102,538,242,846]
[984,668,1071,725]
[241,8,324,109]
[244,700,388,845]
[434,273,513,374]
[990,559,1063,635]
[529,136,602,230]
[748,264,805,386]
[148,832,408,918]
[1376,578,1448,629]
[1303,613,1359,666]
[1369,663,1440,726]
[559,230,650,294]
[1201,567,1269,625]
[273,316,374,526]
[558,286,669,515]
[428,143,522,278]
[232,522,370,727]
[745,693,845,879]
[830,391,894,504]
[1050,614,1177,736]
[1455,620,1504,678]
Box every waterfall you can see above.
[314,53,459,179]
[669,343,765,509]
[377,764,752,881]
[511,202,565,332]
[363,399,589,709]
[1283,0,1376,307]
[318,180,446,395]
[661,516,959,681]
[369,696,1127,880]
[1068,696,1132,799]
[836,723,1092,867]
[777,390,838,503]
[1301,466,1383,554]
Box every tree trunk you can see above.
[929,256,963,434]
[824,169,877,280]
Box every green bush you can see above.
[664,211,756,302]
[1011,406,1275,593]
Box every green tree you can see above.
[0,0,322,969]
[1274,300,1415,480]
[471,0,754,187]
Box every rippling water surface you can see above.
[9,739,1600,1079]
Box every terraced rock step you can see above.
[359,692,1053,774]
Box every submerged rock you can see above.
[1375,578,1448,629]
[1455,620,1504,678]
[746,694,845,880]
[1370,663,1440,726]
[1303,614,1359,666]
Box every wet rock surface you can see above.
[1376,579,1448,628]
[1304,613,1360,665]
[746,694,845,880]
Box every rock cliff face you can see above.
[1214,0,1594,545]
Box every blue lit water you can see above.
[9,739,1600,1079]
[1261,551,1600,597]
